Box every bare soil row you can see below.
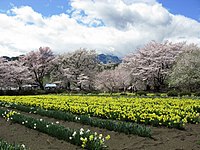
[0,106,200,150]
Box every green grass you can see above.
[197,140,200,145]
[0,139,27,150]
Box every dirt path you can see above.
[0,118,80,150]
[136,124,200,150]
[1,107,200,150]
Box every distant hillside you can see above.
[97,54,122,64]
[2,54,122,64]
[2,56,19,61]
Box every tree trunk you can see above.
[146,84,151,91]
[67,81,71,91]
[18,86,22,91]
[39,81,44,90]
[154,85,160,92]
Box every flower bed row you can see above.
[0,95,199,129]
[0,108,110,150]
[0,101,151,137]
[0,139,27,150]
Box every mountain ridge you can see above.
[1,54,122,64]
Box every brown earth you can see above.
[0,118,80,150]
[0,108,200,150]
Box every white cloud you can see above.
[9,6,45,26]
[122,0,156,5]
[0,0,200,57]
[70,0,172,30]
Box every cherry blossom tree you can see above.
[4,60,32,90]
[169,44,200,91]
[0,57,8,89]
[95,66,131,93]
[122,41,186,91]
[21,47,55,90]
[51,49,100,91]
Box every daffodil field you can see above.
[0,95,199,129]
[0,95,200,149]
[0,101,151,137]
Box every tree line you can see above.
[0,41,200,93]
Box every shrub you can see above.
[18,90,46,95]
[167,90,178,97]
[155,93,161,97]
[19,90,35,95]
[120,92,128,96]
[147,93,161,97]
[136,91,147,96]
[179,91,192,97]
[5,90,19,96]
[0,90,4,96]
[194,92,200,97]
[45,89,66,94]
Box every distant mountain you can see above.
[2,56,19,61]
[97,54,122,64]
[2,54,122,64]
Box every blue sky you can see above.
[157,0,200,21]
[0,0,71,16]
[0,0,200,57]
[0,0,199,21]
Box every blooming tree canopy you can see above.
[51,49,100,91]
[95,65,130,92]
[5,60,32,90]
[0,57,8,89]
[21,47,55,90]
[169,44,200,91]
[122,41,185,91]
